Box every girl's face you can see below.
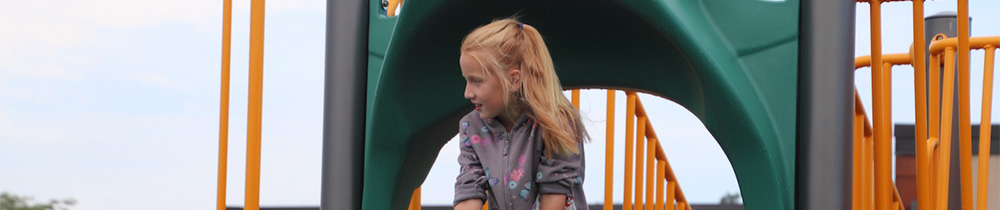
[460,52,509,119]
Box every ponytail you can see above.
[461,17,589,157]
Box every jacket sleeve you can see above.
[454,120,487,204]
[536,140,585,195]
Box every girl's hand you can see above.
[539,194,567,210]
[454,199,483,210]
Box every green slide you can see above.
[363,0,799,209]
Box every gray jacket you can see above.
[454,110,587,210]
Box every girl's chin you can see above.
[478,112,496,119]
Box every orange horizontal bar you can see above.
[634,95,648,117]
[929,36,1000,54]
[654,138,666,162]
[854,53,913,69]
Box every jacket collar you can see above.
[481,111,531,134]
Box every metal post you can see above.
[320,0,368,209]
[796,0,855,209]
[910,1,929,210]
[217,1,233,210]
[245,1,266,209]
[924,12,971,210]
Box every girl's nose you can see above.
[464,86,474,100]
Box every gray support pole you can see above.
[924,12,969,210]
[796,0,855,209]
[320,0,368,209]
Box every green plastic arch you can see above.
[364,0,799,209]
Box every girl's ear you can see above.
[508,68,522,90]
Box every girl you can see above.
[454,18,589,210]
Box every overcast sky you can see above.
[1,1,998,210]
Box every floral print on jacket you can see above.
[454,110,587,210]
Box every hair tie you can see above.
[518,22,524,29]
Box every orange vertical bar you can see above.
[656,161,665,210]
[482,200,488,210]
[928,52,941,210]
[572,89,580,109]
[930,52,942,146]
[879,61,894,210]
[245,0,265,210]
[936,47,957,210]
[910,1,930,209]
[605,90,615,210]
[957,2,973,210]
[645,137,655,210]
[624,92,636,210]
[865,134,874,210]
[635,116,646,210]
[408,188,421,210]
[929,142,938,209]
[853,90,865,210]
[975,46,995,210]
[217,0,232,210]
[880,60,894,207]
[928,138,947,209]
[666,181,675,210]
[868,0,889,208]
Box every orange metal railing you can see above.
[856,0,994,209]
[973,41,996,210]
[853,36,998,210]
[855,1,918,210]
[216,0,264,210]
[853,53,910,210]
[924,35,998,210]
[620,91,691,210]
[852,0,1000,209]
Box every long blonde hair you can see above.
[461,17,589,156]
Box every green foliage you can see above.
[719,191,742,205]
[0,192,75,210]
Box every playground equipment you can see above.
[214,0,994,210]
[359,1,804,209]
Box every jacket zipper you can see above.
[503,131,512,209]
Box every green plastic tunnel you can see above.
[361,0,808,209]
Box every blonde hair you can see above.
[461,17,589,156]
